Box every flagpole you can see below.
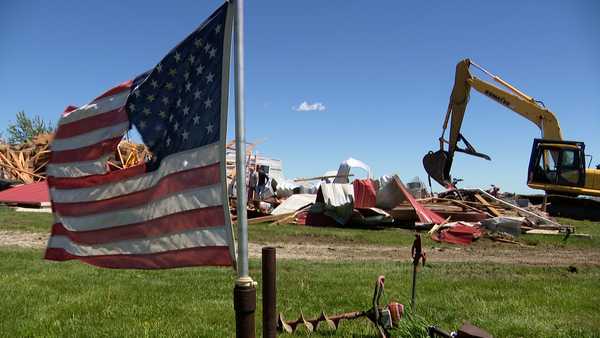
[232,0,256,336]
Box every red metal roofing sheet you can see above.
[0,181,50,205]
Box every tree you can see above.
[6,111,54,145]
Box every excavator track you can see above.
[518,194,600,221]
[547,195,600,221]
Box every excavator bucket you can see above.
[423,150,450,187]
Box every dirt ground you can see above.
[2,230,598,266]
[249,242,600,266]
[0,230,48,249]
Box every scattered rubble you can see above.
[234,155,585,247]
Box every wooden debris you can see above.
[247,212,294,225]
[0,133,53,184]
[0,133,150,185]
[473,193,502,217]
[477,189,566,228]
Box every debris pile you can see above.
[242,156,581,246]
[108,140,152,170]
[422,188,577,245]
[0,133,52,185]
[0,134,150,188]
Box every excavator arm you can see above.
[424,58,563,187]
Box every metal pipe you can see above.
[234,284,256,338]
[233,0,249,281]
[262,247,277,338]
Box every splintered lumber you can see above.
[489,236,521,245]
[423,197,512,210]
[0,161,45,180]
[474,193,502,217]
[272,213,297,225]
[247,212,294,225]
[477,189,565,228]
[442,198,493,217]
[389,204,486,222]
[272,204,312,225]
[526,229,591,238]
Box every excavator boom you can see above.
[423,59,563,187]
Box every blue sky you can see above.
[1,1,599,193]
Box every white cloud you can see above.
[293,101,326,112]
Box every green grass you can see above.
[1,247,599,337]
[0,206,53,233]
[249,222,418,247]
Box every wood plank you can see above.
[474,193,502,217]
[247,212,294,225]
[445,199,492,217]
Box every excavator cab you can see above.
[527,139,586,191]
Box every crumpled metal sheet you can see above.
[318,183,354,225]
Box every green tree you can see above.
[6,111,54,145]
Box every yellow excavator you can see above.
[423,59,600,209]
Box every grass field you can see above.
[1,207,600,337]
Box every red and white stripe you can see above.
[45,82,233,269]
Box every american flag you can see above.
[45,2,235,269]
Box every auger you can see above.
[277,275,404,338]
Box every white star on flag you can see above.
[206,123,214,134]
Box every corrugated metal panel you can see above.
[0,181,50,205]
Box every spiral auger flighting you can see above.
[277,310,365,333]
[276,276,405,338]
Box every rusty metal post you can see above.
[234,284,256,338]
[262,247,276,338]
[411,262,418,311]
[411,233,424,312]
